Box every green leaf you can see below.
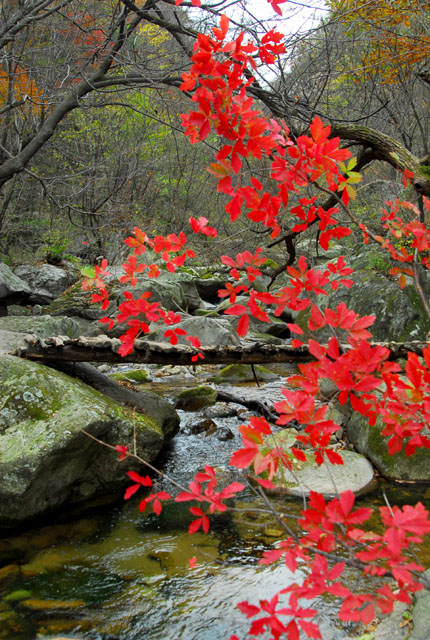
[80,266,96,278]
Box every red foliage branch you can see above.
[83,5,430,639]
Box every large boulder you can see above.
[14,264,76,304]
[109,271,202,313]
[347,411,430,482]
[148,316,240,346]
[0,314,84,339]
[45,281,117,320]
[0,264,31,313]
[46,270,202,320]
[294,252,430,342]
[0,355,179,527]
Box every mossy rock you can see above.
[174,386,217,411]
[247,331,284,345]
[294,264,430,343]
[109,368,149,384]
[347,411,430,482]
[208,364,278,384]
[0,355,177,527]
[0,565,20,584]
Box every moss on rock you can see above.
[347,411,430,482]
[174,386,217,411]
[109,369,150,384]
[0,355,176,527]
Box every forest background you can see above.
[1,0,429,271]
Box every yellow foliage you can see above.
[328,0,430,83]
[137,21,170,47]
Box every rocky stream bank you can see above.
[0,257,430,638]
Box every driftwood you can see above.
[13,334,429,365]
[216,389,279,423]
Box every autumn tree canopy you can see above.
[1,0,430,260]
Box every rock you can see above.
[409,571,430,640]
[195,275,227,302]
[0,564,20,584]
[46,280,117,320]
[46,270,202,321]
[0,263,31,310]
[184,419,233,440]
[262,430,376,497]
[371,599,410,640]
[175,385,217,411]
[5,305,32,316]
[14,264,76,304]
[149,316,240,347]
[247,331,285,345]
[202,404,238,419]
[347,411,430,482]
[185,418,218,435]
[0,314,83,338]
[216,427,234,441]
[0,355,178,527]
[4,589,33,602]
[295,255,430,342]
[208,364,278,384]
[0,330,29,355]
[153,365,197,380]
[109,368,150,384]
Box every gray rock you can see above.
[347,411,430,482]
[294,254,430,342]
[0,314,83,338]
[195,275,227,302]
[149,316,240,347]
[410,571,430,640]
[14,264,74,304]
[46,281,117,320]
[263,430,376,497]
[0,355,178,527]
[208,364,278,383]
[46,270,202,321]
[373,600,410,640]
[0,263,31,307]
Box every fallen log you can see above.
[12,334,429,365]
[15,334,311,364]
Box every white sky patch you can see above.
[230,0,329,37]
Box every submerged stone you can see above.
[17,598,85,613]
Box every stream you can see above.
[0,365,429,640]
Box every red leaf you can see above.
[237,313,250,336]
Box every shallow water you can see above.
[0,367,429,640]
